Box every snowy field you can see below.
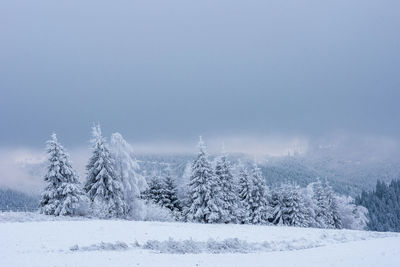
[1,212,400,267]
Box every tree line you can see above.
[356,179,400,232]
[37,126,368,230]
[144,137,367,229]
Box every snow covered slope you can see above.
[1,213,399,267]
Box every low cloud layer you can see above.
[1,133,399,194]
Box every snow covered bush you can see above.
[142,202,174,222]
[337,195,368,230]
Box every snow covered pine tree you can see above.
[186,137,223,223]
[143,171,164,206]
[269,186,285,225]
[312,179,343,228]
[238,164,253,224]
[84,125,126,218]
[39,133,86,216]
[249,163,269,224]
[214,151,239,223]
[161,169,182,216]
[325,182,342,229]
[280,183,310,227]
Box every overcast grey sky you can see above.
[1,0,399,148]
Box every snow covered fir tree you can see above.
[248,163,270,224]
[237,164,253,224]
[143,168,182,218]
[269,183,311,227]
[186,137,223,223]
[214,151,239,223]
[161,170,182,215]
[84,125,126,218]
[356,179,400,232]
[312,179,342,229]
[33,129,374,232]
[39,133,86,216]
[142,171,164,206]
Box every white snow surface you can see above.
[1,212,400,267]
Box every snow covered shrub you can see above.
[206,238,251,254]
[337,195,368,230]
[143,238,201,254]
[142,202,174,222]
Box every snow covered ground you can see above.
[1,212,399,267]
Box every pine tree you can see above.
[84,125,126,218]
[249,163,269,224]
[302,183,318,227]
[214,152,239,223]
[269,187,285,225]
[238,164,253,224]
[326,182,342,229]
[162,171,182,214]
[39,133,86,216]
[143,171,164,205]
[110,133,147,217]
[270,183,312,227]
[313,179,334,228]
[282,183,310,227]
[186,137,223,223]
[356,179,400,232]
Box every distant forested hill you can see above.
[0,189,39,211]
[134,152,400,197]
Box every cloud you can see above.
[0,147,90,194]
[0,148,46,194]
[1,133,399,194]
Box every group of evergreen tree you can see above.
[142,169,182,217]
[356,179,400,232]
[144,137,365,229]
[38,130,367,230]
[39,125,147,218]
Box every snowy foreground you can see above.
[1,213,400,267]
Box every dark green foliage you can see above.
[162,174,182,213]
[356,179,400,232]
[143,172,182,213]
[0,189,39,211]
